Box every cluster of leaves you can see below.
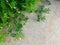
[0,0,28,42]
[35,5,50,22]
[17,0,40,12]
[35,0,51,22]
[0,0,51,42]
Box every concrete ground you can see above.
[0,0,60,45]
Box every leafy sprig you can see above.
[0,0,51,42]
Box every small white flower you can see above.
[19,38,21,40]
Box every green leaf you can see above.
[17,31,24,39]
[1,0,6,9]
[11,33,16,37]
[14,20,23,29]
[10,0,17,8]
[7,10,14,17]
[8,26,13,33]
[0,31,8,42]
[16,12,25,19]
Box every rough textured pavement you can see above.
[0,0,60,45]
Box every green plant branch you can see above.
[0,0,51,42]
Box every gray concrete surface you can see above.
[0,0,60,45]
